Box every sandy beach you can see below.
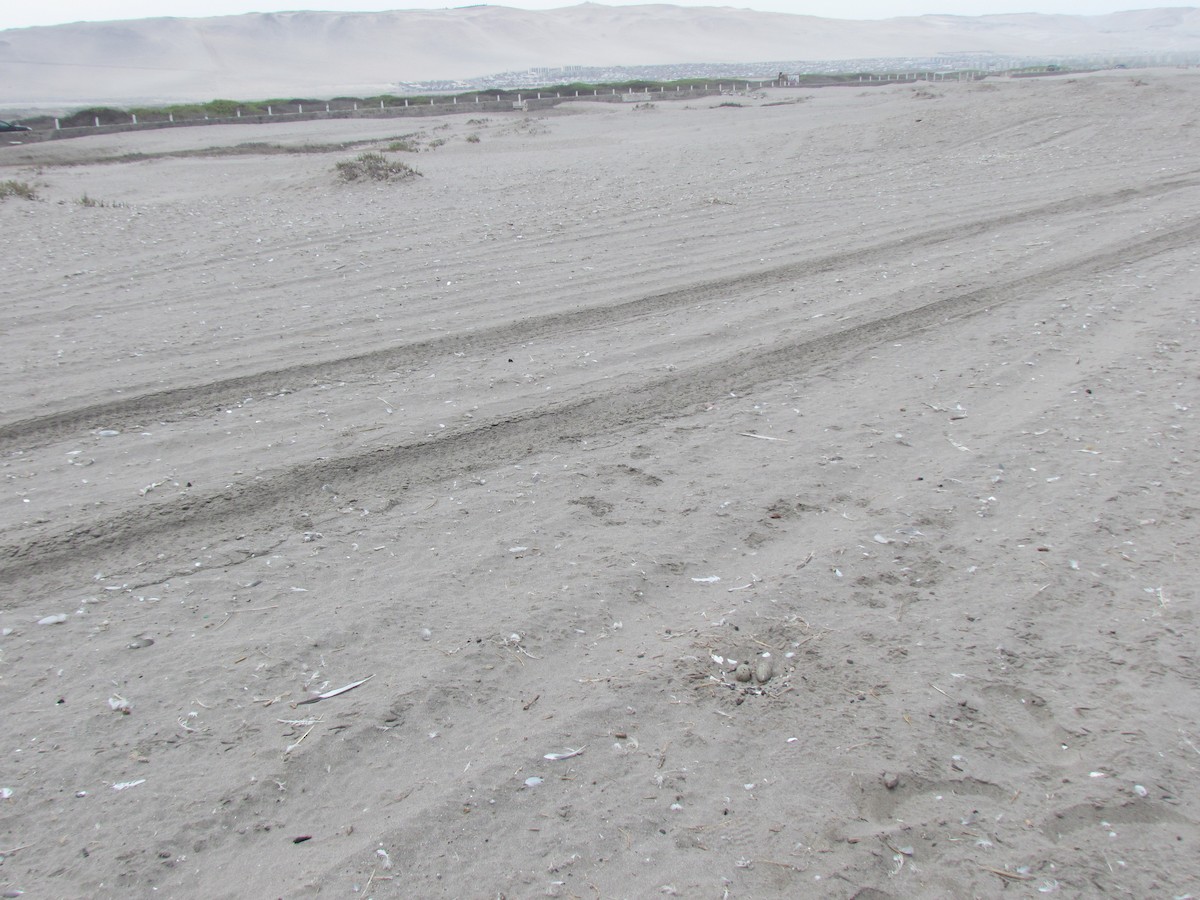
[1,70,1198,898]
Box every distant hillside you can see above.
[2,3,1199,105]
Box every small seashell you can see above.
[38,614,68,626]
[524,776,543,787]
[734,663,753,683]
[754,655,773,684]
[126,636,154,650]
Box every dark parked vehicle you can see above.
[0,120,32,132]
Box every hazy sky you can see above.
[0,1,1156,31]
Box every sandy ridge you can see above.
[3,6,1200,104]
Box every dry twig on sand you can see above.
[978,864,1034,881]
[214,604,280,629]
[295,674,375,706]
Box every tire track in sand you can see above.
[2,172,1196,453]
[4,212,1199,586]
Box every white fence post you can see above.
[268,106,273,114]
[55,118,60,129]
[94,116,100,127]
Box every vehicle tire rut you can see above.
[2,172,1195,453]
[4,212,1197,587]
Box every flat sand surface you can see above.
[1,71,1198,898]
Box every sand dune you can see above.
[1,4,1199,104]
[0,68,1197,898]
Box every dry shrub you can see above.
[335,152,422,183]
[0,180,38,200]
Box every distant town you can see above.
[399,51,1200,93]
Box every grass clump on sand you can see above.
[335,152,422,183]
[0,180,38,200]
[77,193,125,208]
